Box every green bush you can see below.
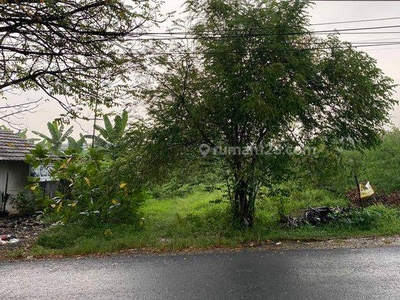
[36,227,78,249]
[11,189,49,216]
[27,146,145,226]
[334,208,380,230]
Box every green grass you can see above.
[26,185,400,258]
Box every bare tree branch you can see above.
[0,0,161,121]
[0,97,42,129]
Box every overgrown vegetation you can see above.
[10,190,48,217]
[2,0,400,259]
[29,186,400,257]
[20,128,400,257]
[26,113,145,227]
[142,0,396,227]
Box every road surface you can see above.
[1,247,400,299]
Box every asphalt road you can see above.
[1,247,400,300]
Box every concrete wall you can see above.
[0,161,30,214]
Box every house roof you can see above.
[0,131,34,161]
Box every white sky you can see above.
[2,0,400,136]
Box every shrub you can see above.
[27,146,145,226]
[11,189,49,216]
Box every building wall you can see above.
[0,161,30,214]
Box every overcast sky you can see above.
[2,0,400,136]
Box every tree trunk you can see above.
[233,179,254,227]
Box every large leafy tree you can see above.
[145,0,397,227]
[0,0,161,116]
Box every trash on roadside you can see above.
[0,234,20,245]
[360,182,374,199]
[0,216,46,249]
[281,206,345,228]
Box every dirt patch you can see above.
[250,235,400,251]
[105,236,400,260]
[0,216,47,259]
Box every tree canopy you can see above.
[0,0,160,116]
[144,0,397,226]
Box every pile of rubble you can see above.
[281,206,345,228]
[0,216,46,249]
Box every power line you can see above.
[312,16,400,26]
[333,31,400,34]
[149,23,400,35]
[130,23,400,41]
[350,37,400,42]
[316,24,400,33]
[141,14,400,35]
[141,41,400,58]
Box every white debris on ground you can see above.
[0,216,46,250]
[0,235,20,245]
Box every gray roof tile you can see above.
[0,131,34,161]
